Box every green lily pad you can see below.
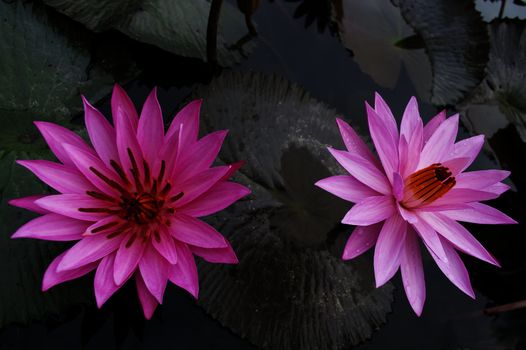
[42,0,254,66]
[398,0,490,105]
[0,0,136,153]
[192,72,394,349]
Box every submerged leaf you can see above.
[399,0,489,105]
[192,72,393,349]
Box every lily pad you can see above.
[191,72,394,349]
[458,20,526,142]
[0,0,136,153]
[42,0,253,66]
[333,0,432,101]
[398,0,489,106]
[0,151,93,328]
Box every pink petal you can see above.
[173,130,228,184]
[169,242,199,298]
[165,99,201,151]
[328,148,390,194]
[12,213,88,241]
[17,160,94,194]
[156,125,181,178]
[335,118,380,168]
[366,102,399,184]
[34,121,95,166]
[63,143,122,197]
[83,96,118,166]
[42,251,97,291]
[35,194,112,221]
[418,114,459,168]
[400,97,423,176]
[111,84,138,129]
[94,253,120,308]
[374,215,407,287]
[315,175,379,203]
[446,135,484,173]
[178,182,250,217]
[114,103,144,180]
[427,188,499,207]
[374,93,399,143]
[398,203,418,224]
[439,202,517,225]
[455,170,510,190]
[342,223,382,260]
[400,227,425,316]
[152,228,178,264]
[190,241,238,264]
[342,196,395,226]
[9,195,50,214]
[169,214,227,248]
[419,212,499,266]
[173,166,230,207]
[114,233,146,285]
[423,110,446,143]
[411,218,448,263]
[84,215,123,236]
[427,237,475,298]
[135,272,159,319]
[486,182,510,195]
[139,247,169,303]
[137,87,164,164]
[57,233,123,271]
[220,160,245,181]
[392,172,404,201]
[440,157,471,177]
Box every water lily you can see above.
[10,85,250,318]
[316,93,516,315]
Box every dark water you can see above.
[1,0,525,349]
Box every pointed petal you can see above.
[83,96,118,166]
[342,196,395,226]
[342,223,382,260]
[137,87,164,164]
[17,160,94,194]
[374,215,407,287]
[315,175,379,203]
[455,170,510,190]
[374,92,399,143]
[335,118,380,167]
[440,157,471,177]
[166,99,201,151]
[328,148,390,194]
[111,84,138,129]
[35,194,113,221]
[220,160,245,181]
[427,188,499,207]
[419,212,499,266]
[135,272,158,319]
[400,227,425,316]
[366,102,399,183]
[419,114,459,167]
[94,253,120,308]
[12,214,88,241]
[439,202,517,224]
[190,241,238,264]
[427,237,475,298]
[114,103,144,180]
[139,247,169,303]
[84,215,123,236]
[392,172,404,201]
[169,242,199,298]
[173,166,230,207]
[412,218,448,263]
[9,195,50,214]
[169,214,227,248]
[446,135,484,173]
[57,233,123,271]
[400,97,424,176]
[42,251,97,291]
[34,121,95,166]
[152,228,178,264]
[178,182,250,217]
[423,110,446,143]
[114,233,146,285]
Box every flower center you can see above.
[400,163,455,209]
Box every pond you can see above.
[1,0,525,349]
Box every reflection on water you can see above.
[0,0,525,349]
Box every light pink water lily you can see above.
[316,93,516,316]
[10,85,250,318]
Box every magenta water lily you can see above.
[316,93,516,316]
[10,85,250,318]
